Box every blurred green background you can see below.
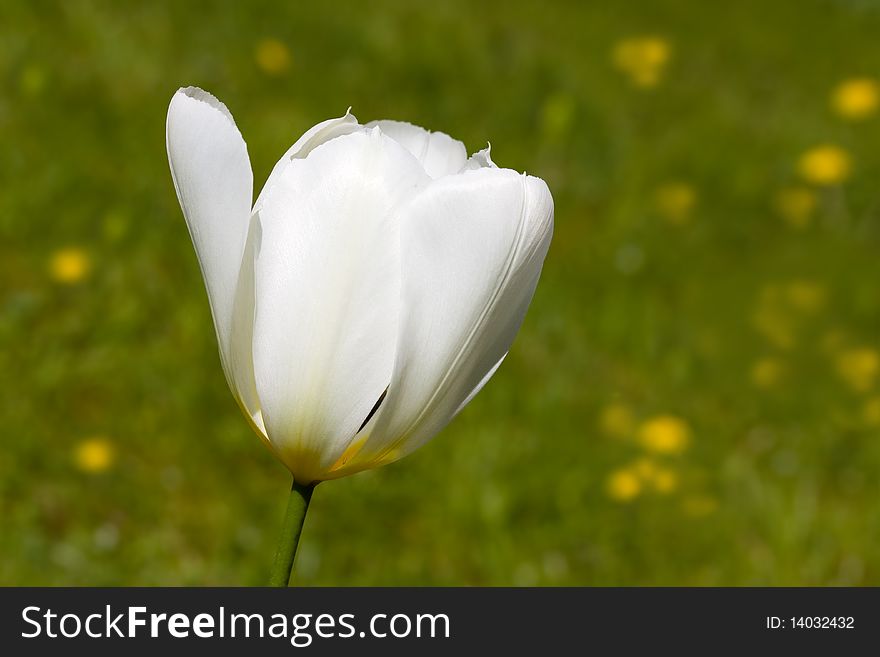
[3,0,880,585]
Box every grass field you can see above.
[3,0,880,585]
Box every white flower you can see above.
[166,87,553,484]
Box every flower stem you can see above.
[268,479,315,587]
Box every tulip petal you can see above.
[367,120,467,179]
[460,143,498,171]
[229,214,266,437]
[253,109,361,214]
[333,168,553,476]
[166,87,261,424]
[253,129,429,483]
[452,352,507,418]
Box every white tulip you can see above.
[166,87,554,485]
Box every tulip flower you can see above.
[166,87,553,585]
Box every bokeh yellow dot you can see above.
[798,145,852,186]
[859,396,880,427]
[835,348,879,393]
[752,310,796,350]
[831,78,879,121]
[612,36,671,88]
[750,357,785,389]
[638,415,691,454]
[774,186,816,229]
[862,397,880,427]
[752,285,797,350]
[654,182,697,225]
[651,467,678,494]
[628,458,678,494]
[49,248,91,284]
[599,403,635,439]
[606,468,641,502]
[632,457,658,481]
[255,38,291,75]
[682,495,718,517]
[74,437,115,473]
[785,280,826,314]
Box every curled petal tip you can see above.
[173,86,237,126]
[342,106,359,123]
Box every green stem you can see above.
[268,479,315,587]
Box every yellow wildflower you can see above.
[606,468,641,502]
[862,397,880,427]
[798,145,852,186]
[651,467,678,494]
[599,403,635,439]
[74,437,114,473]
[631,458,677,493]
[612,37,671,88]
[632,458,657,481]
[654,182,697,225]
[836,348,880,393]
[752,309,796,349]
[255,38,291,75]
[831,78,879,120]
[752,285,796,349]
[49,248,91,284]
[750,358,785,389]
[774,186,816,229]
[785,280,826,314]
[682,495,718,517]
[638,415,690,454]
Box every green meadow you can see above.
[3,0,880,585]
